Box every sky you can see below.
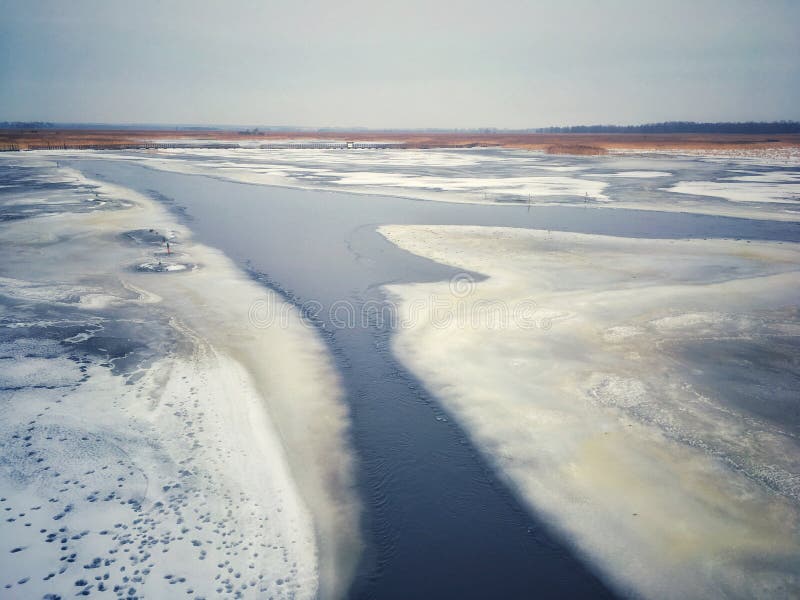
[1,0,798,129]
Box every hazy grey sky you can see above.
[1,0,798,128]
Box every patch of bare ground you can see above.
[545,144,607,155]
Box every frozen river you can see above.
[77,151,799,598]
[2,148,799,598]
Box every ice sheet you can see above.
[380,224,800,599]
[37,147,800,221]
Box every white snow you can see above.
[664,179,800,204]
[329,171,609,202]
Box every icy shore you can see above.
[380,224,800,599]
[0,156,360,598]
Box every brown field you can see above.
[2,128,800,155]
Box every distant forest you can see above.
[532,121,800,134]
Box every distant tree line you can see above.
[0,121,55,129]
[533,121,800,134]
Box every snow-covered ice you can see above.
[664,176,800,204]
[380,224,800,599]
[0,157,361,599]
[585,170,673,178]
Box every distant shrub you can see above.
[545,144,607,155]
